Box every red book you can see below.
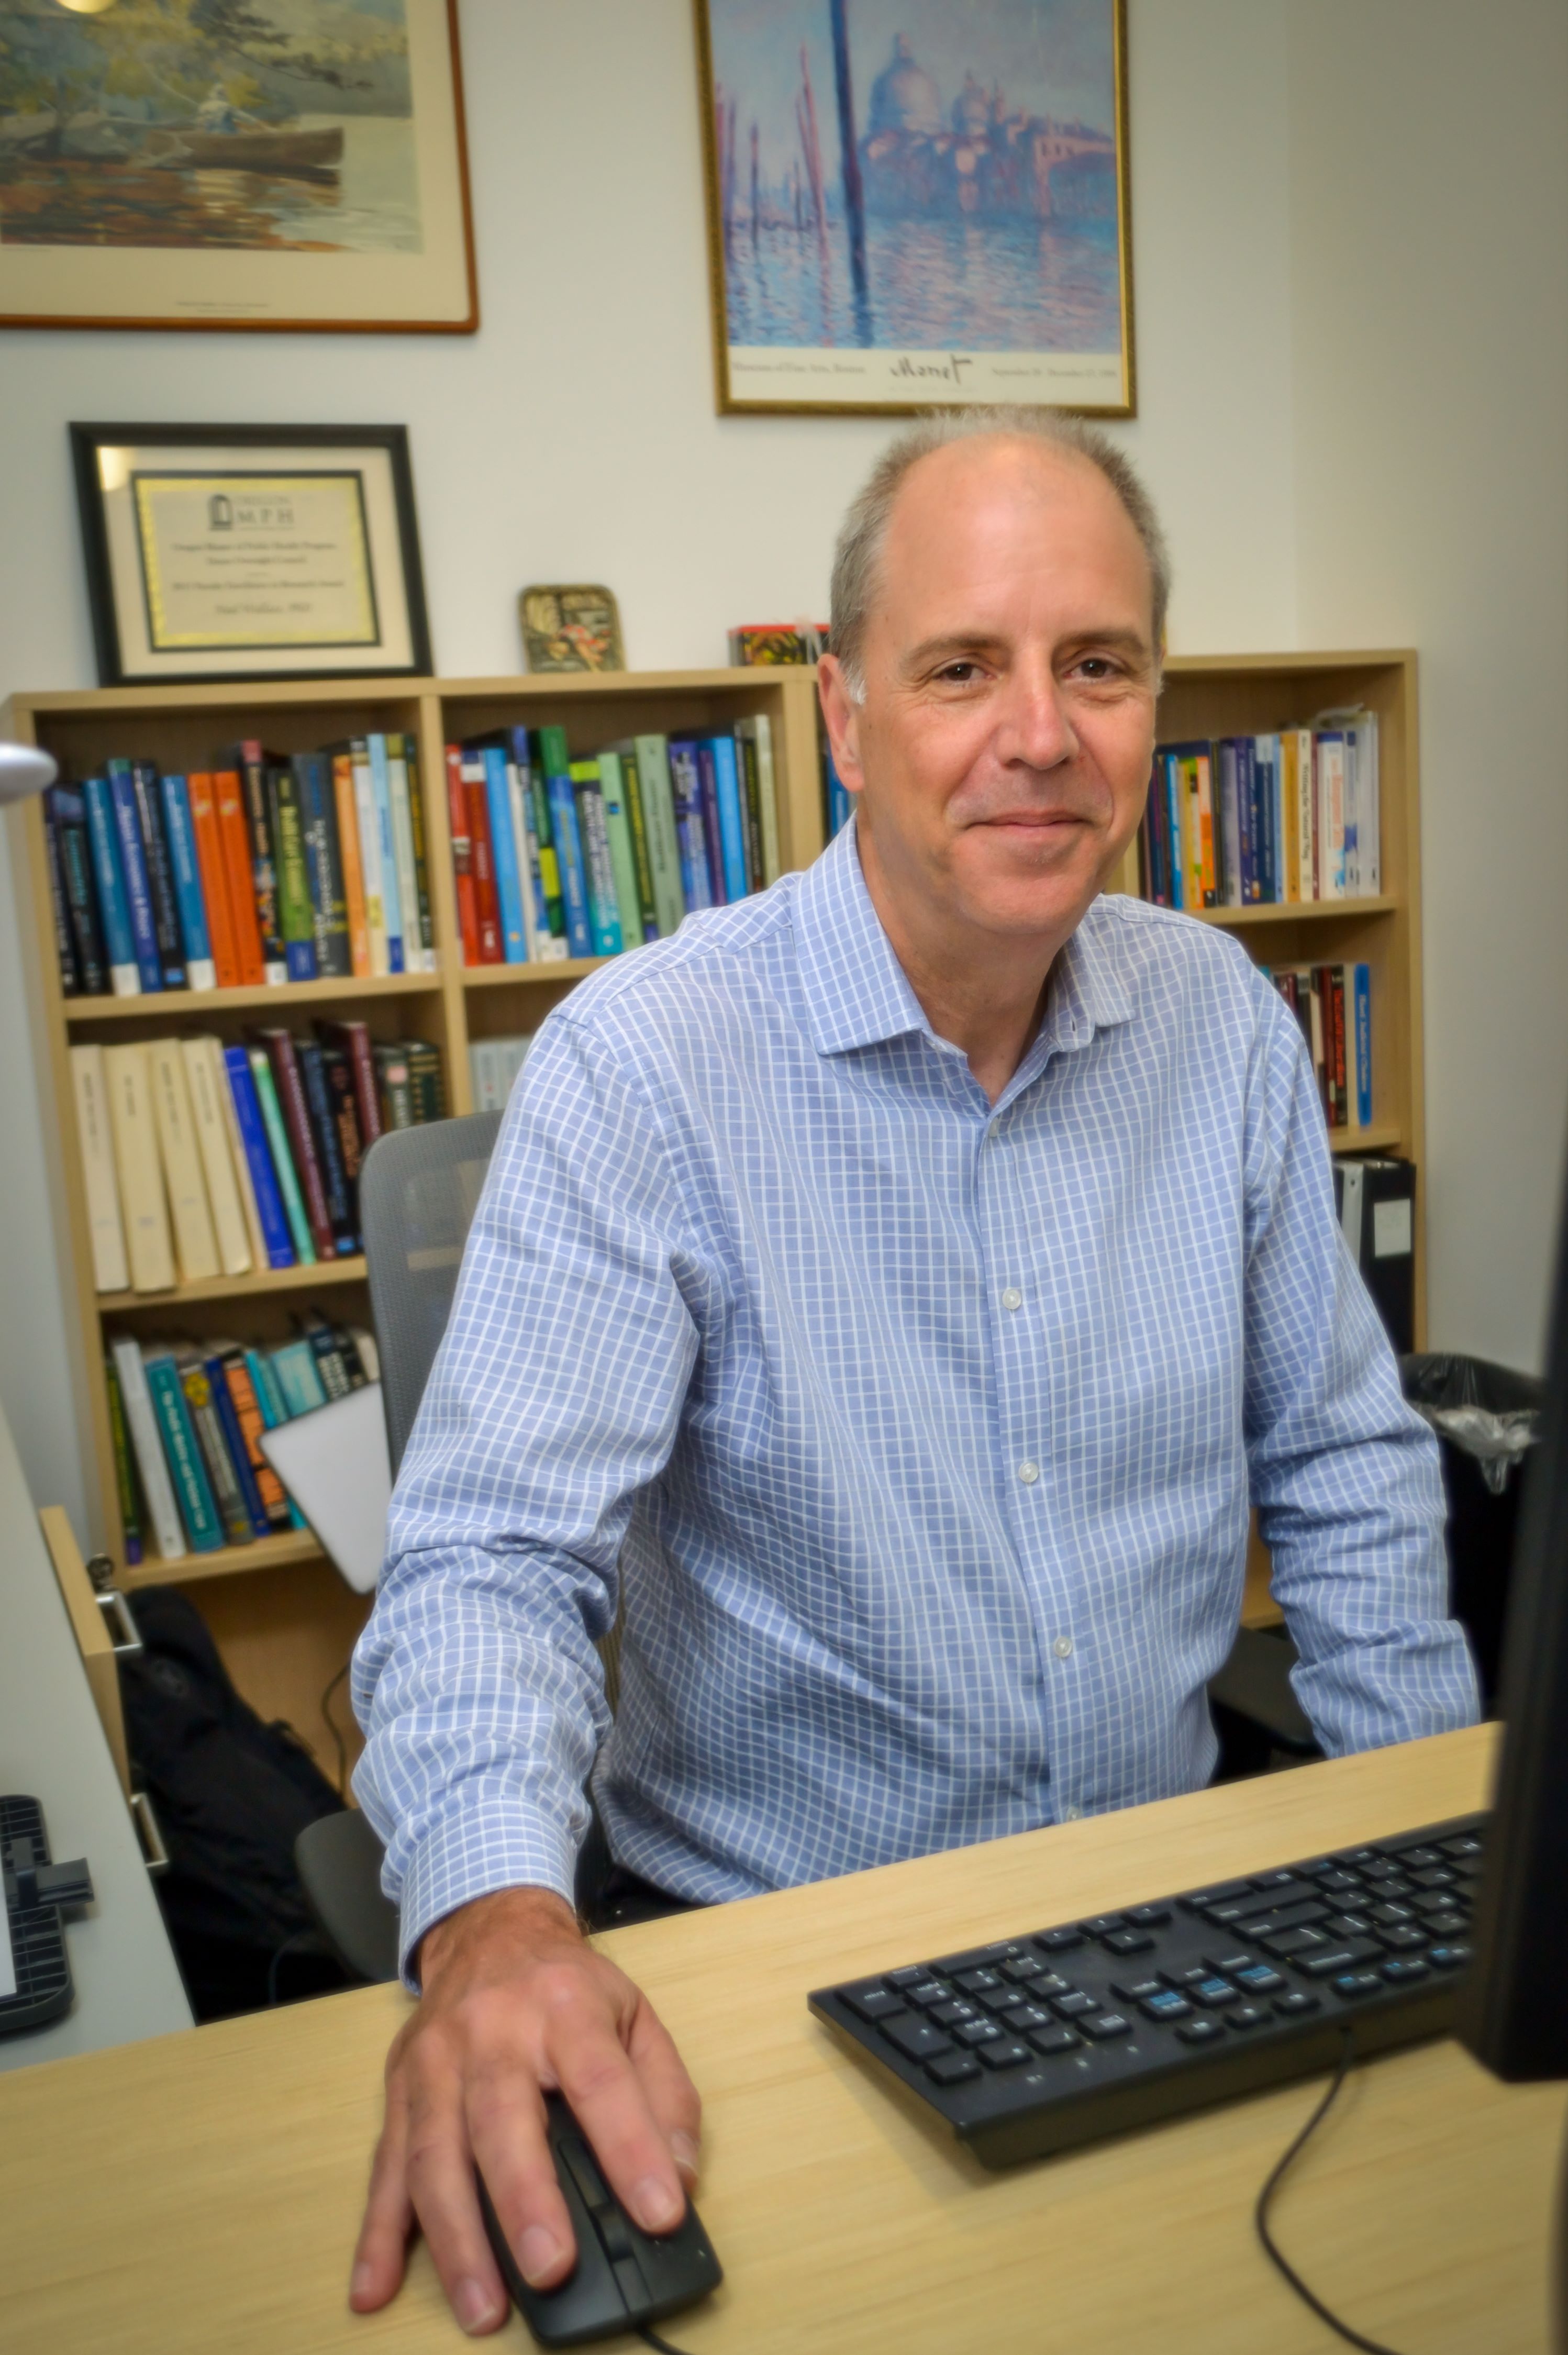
[462,758,504,963]
[251,1028,337,1261]
[186,771,241,988]
[214,769,266,985]
[444,745,481,967]
[315,1018,384,1155]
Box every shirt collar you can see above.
[793,817,1135,1060]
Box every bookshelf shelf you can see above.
[463,956,613,989]
[95,1257,368,1315]
[1328,1120,1402,1154]
[1197,896,1397,929]
[63,970,442,1025]
[120,1527,325,1591]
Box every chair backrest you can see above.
[359,1109,504,1478]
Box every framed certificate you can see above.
[71,423,433,685]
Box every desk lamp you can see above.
[0,745,59,804]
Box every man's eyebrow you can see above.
[900,626,1153,671]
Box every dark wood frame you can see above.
[693,0,1136,418]
[70,423,435,687]
[0,0,477,336]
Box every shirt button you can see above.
[1018,1460,1040,1485]
[1053,1635,1073,1659]
[1000,1286,1022,1311]
[1062,1804,1083,1822]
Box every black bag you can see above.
[119,1587,352,2021]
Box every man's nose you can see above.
[997,669,1078,772]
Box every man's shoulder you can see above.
[1086,891,1262,992]
[552,878,803,1036]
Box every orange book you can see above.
[214,770,266,986]
[186,772,240,988]
[332,751,371,977]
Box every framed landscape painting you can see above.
[0,0,476,332]
[695,0,1133,415]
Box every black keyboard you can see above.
[808,1813,1486,2169]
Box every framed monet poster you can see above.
[72,424,434,686]
[695,0,1133,416]
[0,0,476,333]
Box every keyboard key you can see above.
[1191,1977,1239,2008]
[1261,1927,1330,1959]
[1160,1965,1213,1990]
[1235,1965,1286,1994]
[1423,1912,1470,1940]
[953,1968,1004,1994]
[1226,2005,1270,2031]
[957,2019,1002,2047]
[1301,1942,1384,1978]
[1379,1925,1428,1952]
[930,2001,980,2029]
[1183,1879,1255,1909]
[977,2038,1035,2070]
[1140,1991,1192,2022]
[886,1965,931,1989]
[1103,1929,1154,1956]
[1085,2013,1131,2040]
[1273,1991,1321,2018]
[1410,1867,1458,1891]
[882,2018,954,2062]
[1441,1834,1485,1860]
[1369,1902,1416,1926]
[1324,1913,1375,1939]
[1126,1904,1173,1928]
[1051,1991,1100,2019]
[1241,1902,1330,1938]
[1031,1972,1074,1998]
[907,1984,954,2010]
[1112,1979,1166,2004]
[1331,1972,1383,2001]
[1000,1956,1046,1984]
[1318,1870,1369,1896]
[1081,1914,1126,1938]
[1234,1878,1321,1916]
[1252,1868,1306,1891]
[846,1987,906,2023]
[1381,1958,1430,1984]
[1035,1927,1084,1954]
[1203,1951,1256,1976]
[1385,1844,1443,1869]
[1427,1942,1473,1970]
[1028,2025,1081,2055]
[1176,2018,1225,2045]
[1003,2003,1055,2034]
[978,1987,1020,2015]
[926,2051,981,2087]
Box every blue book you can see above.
[269,1339,328,1419]
[81,775,140,993]
[127,759,186,988]
[220,1047,295,1270]
[1352,963,1373,1127]
[508,727,553,945]
[158,774,216,988]
[1163,752,1184,910]
[706,734,750,902]
[143,1350,222,1554]
[244,1349,304,1524]
[204,1353,271,1539]
[823,741,854,842]
[106,758,163,992]
[666,742,714,910]
[480,746,528,962]
[544,770,594,958]
[365,734,406,972]
[688,742,728,907]
[1250,736,1276,904]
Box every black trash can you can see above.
[1400,1353,1545,1712]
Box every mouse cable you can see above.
[1253,2028,1408,2355]
[640,2330,696,2355]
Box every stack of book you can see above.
[105,1317,377,1563]
[43,735,437,999]
[1137,712,1381,908]
[445,720,783,965]
[70,1023,444,1293]
[469,1034,533,1112]
[1266,962,1373,1130]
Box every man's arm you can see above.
[348,1009,705,2329]
[1240,977,1480,1752]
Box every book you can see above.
[299,1308,352,1401]
[366,735,407,972]
[537,727,594,957]
[180,1037,252,1279]
[227,741,287,984]
[157,773,216,990]
[220,1046,295,1271]
[631,735,687,937]
[216,1346,292,1530]
[444,745,480,965]
[186,772,240,988]
[331,752,371,978]
[822,737,853,837]
[519,731,569,955]
[203,1349,272,1539]
[41,791,79,994]
[103,1353,144,1563]
[708,732,750,902]
[143,1346,223,1553]
[176,1350,254,1547]
[690,740,730,906]
[596,749,645,952]
[293,751,352,981]
[569,760,624,954]
[666,739,713,911]
[752,713,782,887]
[212,769,266,986]
[477,744,528,963]
[318,1043,366,1218]
[403,738,437,972]
[505,743,540,961]
[373,1041,415,1130]
[109,1336,185,1560]
[733,723,765,894]
[469,1034,533,1110]
[252,1028,337,1262]
[460,755,504,963]
[49,788,108,996]
[1345,962,1373,1128]
[246,1045,317,1266]
[106,758,164,992]
[605,737,659,942]
[103,1043,175,1291]
[386,735,429,973]
[148,1039,220,1283]
[1316,731,1348,900]
[265,761,317,981]
[70,1043,129,1294]
[315,1018,384,1160]
[269,1337,328,1418]
[403,1038,446,1125]
[81,778,140,995]
[297,1038,359,1256]
[128,759,187,988]
[338,737,390,977]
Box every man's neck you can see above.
[854,828,1073,1108]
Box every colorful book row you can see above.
[106,1319,377,1563]
[43,734,437,1000]
[1266,961,1374,1130]
[1138,713,1381,911]
[71,1025,444,1295]
[447,720,783,966]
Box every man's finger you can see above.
[552,2024,688,2238]
[466,2064,579,2291]
[350,2080,415,2313]
[404,2076,511,2337]
[625,1993,704,2184]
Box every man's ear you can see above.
[817,654,864,797]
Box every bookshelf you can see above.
[4,652,1422,1765]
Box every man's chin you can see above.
[951,843,1104,938]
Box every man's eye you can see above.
[1071,657,1122,681]
[936,661,983,683]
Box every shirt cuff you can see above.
[394,1797,581,1990]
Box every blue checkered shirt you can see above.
[352,821,1477,1972]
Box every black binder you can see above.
[1336,1154,1416,1353]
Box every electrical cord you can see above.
[639,2330,696,2355]
[1254,2029,1408,2355]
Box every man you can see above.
[349,410,1477,2335]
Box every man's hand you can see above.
[349,1885,702,2336]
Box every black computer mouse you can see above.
[476,2092,723,2348]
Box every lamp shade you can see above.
[0,745,59,806]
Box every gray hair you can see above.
[829,407,1170,702]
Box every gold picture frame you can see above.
[694,0,1135,417]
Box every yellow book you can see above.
[69,1042,129,1294]
[148,1039,220,1284]
[1281,732,1300,902]
[180,1037,253,1279]
[103,1043,175,1293]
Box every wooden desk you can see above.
[0,1724,1558,2354]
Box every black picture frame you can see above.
[70,422,434,687]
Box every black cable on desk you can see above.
[640,2328,696,2355]
[1254,2028,1408,2355]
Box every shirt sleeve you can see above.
[1240,974,1480,1753]
[350,1009,701,1981]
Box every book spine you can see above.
[546,771,594,957]
[1270,736,1288,905]
[366,735,406,971]
[522,736,569,951]
[211,770,264,985]
[616,741,660,940]
[693,741,730,906]
[294,752,351,980]
[444,745,481,965]
[187,773,240,988]
[821,737,852,838]
[1281,734,1301,903]
[571,764,624,955]
[1255,737,1278,904]
[157,774,216,990]
[129,760,187,988]
[320,1046,365,1214]
[246,1046,317,1266]
[103,1353,144,1563]
[270,1339,328,1417]
[41,792,80,995]
[331,752,371,977]
[205,1355,272,1539]
[753,714,782,888]
[82,776,140,995]
[667,742,713,910]
[52,791,108,995]
[506,754,540,962]
[107,760,164,992]
[218,1353,292,1529]
[480,746,528,962]
[1232,741,1254,905]
[70,1042,129,1293]
[348,740,390,976]
[319,1018,384,1154]
[1330,966,1348,1127]
[1353,963,1372,1127]
[597,751,646,950]
[386,736,425,972]
[1194,748,1216,906]
[179,1357,254,1547]
[265,763,318,982]
[246,1347,291,1430]
[103,1042,175,1292]
[297,1039,358,1256]
[508,732,561,959]
[734,724,765,896]
[254,1029,337,1261]
[232,743,286,983]
[302,1313,352,1402]
[633,736,687,937]
[181,1037,251,1277]
[109,1338,185,1560]
[1361,717,1381,894]
[144,1352,223,1553]
[374,1046,415,1131]
[709,734,750,901]
[403,740,437,971]
[220,1047,294,1269]
[462,762,504,962]
[149,1038,220,1282]
[404,1039,446,1124]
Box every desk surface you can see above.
[0,1723,1558,2354]
[0,1411,190,2072]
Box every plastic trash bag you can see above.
[1401,1354,1542,1496]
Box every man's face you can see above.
[820,437,1160,945]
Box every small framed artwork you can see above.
[71,423,434,686]
[0,0,475,334]
[519,586,627,675]
[694,0,1134,417]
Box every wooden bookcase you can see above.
[3,651,1421,1763]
